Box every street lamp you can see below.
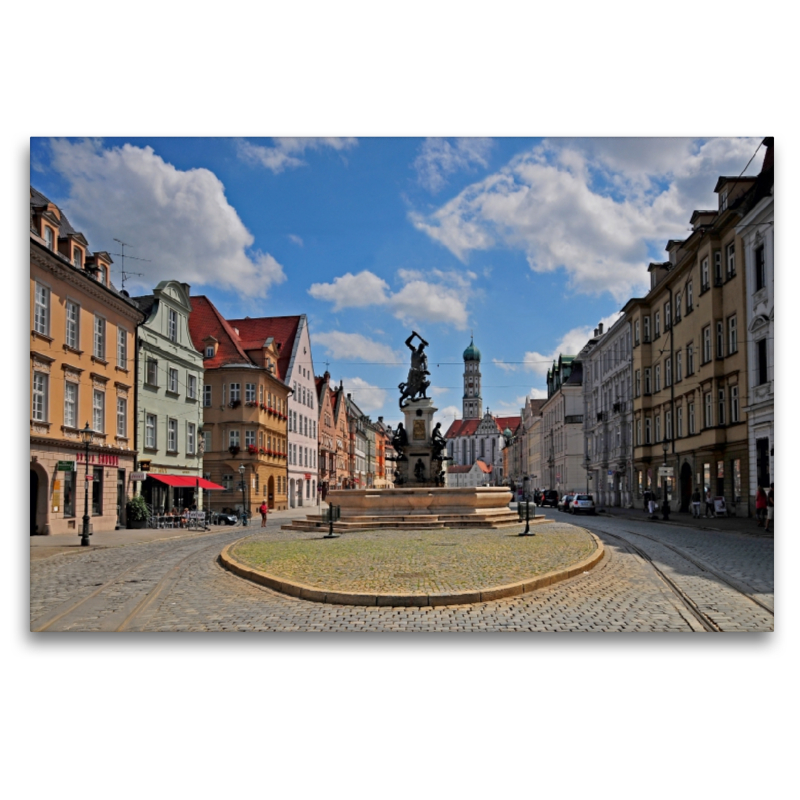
[661,439,670,521]
[239,463,247,525]
[80,422,94,546]
[518,474,534,536]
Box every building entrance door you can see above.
[680,462,692,513]
[268,476,275,509]
[117,470,126,529]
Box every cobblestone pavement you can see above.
[30,511,774,632]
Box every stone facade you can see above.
[582,317,634,508]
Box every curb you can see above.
[218,531,604,607]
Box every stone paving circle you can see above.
[221,521,603,606]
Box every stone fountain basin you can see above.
[326,486,513,517]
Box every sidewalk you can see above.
[30,504,321,559]
[595,504,771,536]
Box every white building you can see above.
[582,318,634,507]
[736,138,774,498]
[445,460,493,488]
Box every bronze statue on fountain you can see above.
[398,331,430,409]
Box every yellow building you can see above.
[624,174,756,513]
[30,188,144,535]
[189,296,290,513]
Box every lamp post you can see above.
[239,463,247,525]
[584,454,591,495]
[661,439,670,521]
[518,474,535,536]
[80,422,94,546]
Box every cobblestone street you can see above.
[30,508,773,632]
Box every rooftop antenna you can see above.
[109,238,150,289]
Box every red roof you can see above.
[444,418,481,438]
[227,315,301,382]
[495,416,522,433]
[476,460,493,474]
[447,465,471,474]
[189,296,252,368]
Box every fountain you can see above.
[283,331,539,532]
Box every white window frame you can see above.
[73,248,82,269]
[245,383,256,403]
[202,430,211,453]
[726,242,736,279]
[701,257,709,290]
[146,358,159,386]
[665,358,672,387]
[32,372,48,421]
[666,410,672,441]
[655,365,661,393]
[731,385,740,423]
[229,430,240,448]
[703,327,711,363]
[44,225,54,250]
[686,281,693,310]
[168,418,178,452]
[229,383,241,403]
[117,396,127,437]
[689,403,696,435]
[187,374,197,400]
[644,368,651,395]
[643,316,650,343]
[94,315,106,360]
[187,422,196,455]
[168,367,179,394]
[93,389,105,433]
[704,393,713,428]
[655,414,661,443]
[728,315,737,354]
[645,418,652,444]
[677,406,683,438]
[64,381,78,428]
[245,430,256,447]
[676,351,682,382]
[117,327,128,369]
[65,300,79,349]
[34,282,50,336]
[145,413,157,448]
[654,311,661,338]
[168,308,178,342]
[718,388,726,426]
[205,346,214,359]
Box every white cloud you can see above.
[48,139,286,299]
[340,377,386,413]
[312,331,402,364]
[236,137,358,174]
[309,268,474,330]
[522,311,622,377]
[308,271,390,310]
[288,234,304,247]
[493,358,518,373]
[435,406,461,427]
[410,137,763,302]
[528,388,548,399]
[414,137,494,193]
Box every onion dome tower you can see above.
[462,335,482,419]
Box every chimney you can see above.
[233,327,239,336]
[181,282,191,296]
[598,323,604,335]
[593,328,598,337]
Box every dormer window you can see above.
[44,226,54,250]
[73,248,82,269]
[720,190,728,211]
[205,346,214,359]
[98,264,107,285]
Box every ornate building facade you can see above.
[30,187,144,534]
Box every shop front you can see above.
[141,473,224,515]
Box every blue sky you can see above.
[30,135,764,429]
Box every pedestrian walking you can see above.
[705,489,715,518]
[259,500,268,528]
[691,489,702,518]
[764,483,774,533]
[755,486,767,527]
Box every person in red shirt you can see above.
[755,486,767,527]
[259,501,268,527]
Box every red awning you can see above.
[147,474,225,490]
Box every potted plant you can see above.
[229,445,240,457]
[126,494,149,529]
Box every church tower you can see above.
[462,335,482,419]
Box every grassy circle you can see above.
[231,522,596,595]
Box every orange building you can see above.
[315,371,337,497]
[30,187,144,535]
[189,296,290,513]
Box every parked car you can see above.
[569,494,596,515]
[558,493,575,512]
[538,490,559,508]
[213,511,239,525]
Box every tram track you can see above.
[599,528,774,632]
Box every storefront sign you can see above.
[130,472,147,481]
[304,473,312,480]
[76,452,119,467]
[56,460,75,472]
[85,475,94,481]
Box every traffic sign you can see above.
[131,472,147,481]
[56,460,75,472]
